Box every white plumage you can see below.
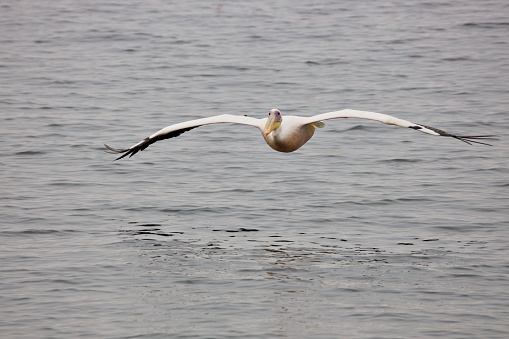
[105,109,495,160]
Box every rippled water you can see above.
[1,1,508,338]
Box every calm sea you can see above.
[1,1,508,338]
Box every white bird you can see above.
[105,109,495,160]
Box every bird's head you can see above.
[264,109,283,136]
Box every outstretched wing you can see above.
[105,114,264,160]
[305,109,497,146]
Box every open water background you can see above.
[1,1,508,338]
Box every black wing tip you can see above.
[104,144,132,161]
[417,124,498,146]
[452,135,498,146]
[104,126,201,161]
[104,144,127,154]
[104,141,146,161]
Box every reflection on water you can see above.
[119,220,503,337]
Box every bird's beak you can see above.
[264,115,281,136]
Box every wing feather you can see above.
[105,114,264,160]
[306,109,497,145]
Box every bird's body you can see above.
[105,109,495,160]
[263,115,318,152]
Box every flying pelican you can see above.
[105,109,495,160]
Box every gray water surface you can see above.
[1,1,508,338]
